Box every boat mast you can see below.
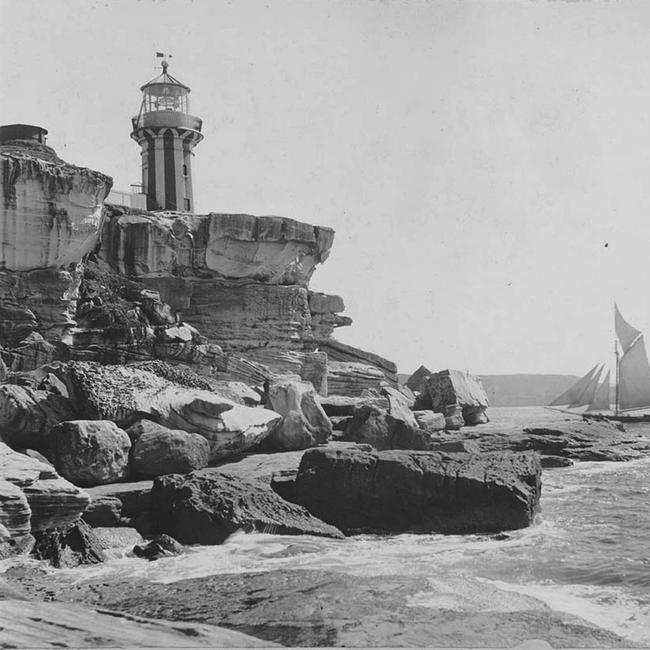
[615,337,620,415]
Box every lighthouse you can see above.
[130,59,203,212]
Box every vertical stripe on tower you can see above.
[154,135,166,210]
[145,133,156,211]
[172,132,185,210]
[163,130,177,210]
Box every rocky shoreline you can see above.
[2,133,650,647]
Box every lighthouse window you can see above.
[182,164,188,177]
[184,198,191,211]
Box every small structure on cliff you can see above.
[130,58,203,212]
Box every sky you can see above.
[2,0,650,376]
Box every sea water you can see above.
[16,407,650,645]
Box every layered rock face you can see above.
[0,138,112,346]
[0,442,89,555]
[91,205,396,389]
[0,134,397,393]
[98,208,335,352]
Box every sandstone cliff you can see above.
[0,139,112,346]
[0,135,396,395]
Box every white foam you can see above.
[475,576,650,645]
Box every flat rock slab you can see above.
[436,417,650,462]
[0,599,274,648]
[18,570,631,649]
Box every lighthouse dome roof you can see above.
[140,61,190,93]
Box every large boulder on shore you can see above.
[0,384,76,451]
[416,369,489,425]
[132,423,210,478]
[0,442,89,555]
[263,377,332,451]
[48,421,131,487]
[58,361,281,461]
[288,447,541,534]
[342,404,430,451]
[151,470,343,544]
[405,364,434,393]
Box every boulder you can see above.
[289,447,541,534]
[342,404,430,451]
[381,385,418,430]
[263,377,332,451]
[32,518,105,568]
[0,384,76,451]
[405,364,434,393]
[419,370,489,425]
[61,362,281,461]
[48,420,131,487]
[132,424,210,478]
[0,442,89,551]
[81,496,122,527]
[151,470,343,544]
[413,410,446,432]
[133,534,184,561]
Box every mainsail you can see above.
[548,364,601,407]
[618,335,650,411]
[615,303,641,353]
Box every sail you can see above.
[618,335,650,411]
[569,364,603,408]
[615,304,641,353]
[548,364,601,407]
[586,370,611,412]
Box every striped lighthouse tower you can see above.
[130,58,203,212]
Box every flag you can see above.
[156,52,165,57]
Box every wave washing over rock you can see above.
[2,131,650,647]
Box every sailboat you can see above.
[548,304,650,422]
